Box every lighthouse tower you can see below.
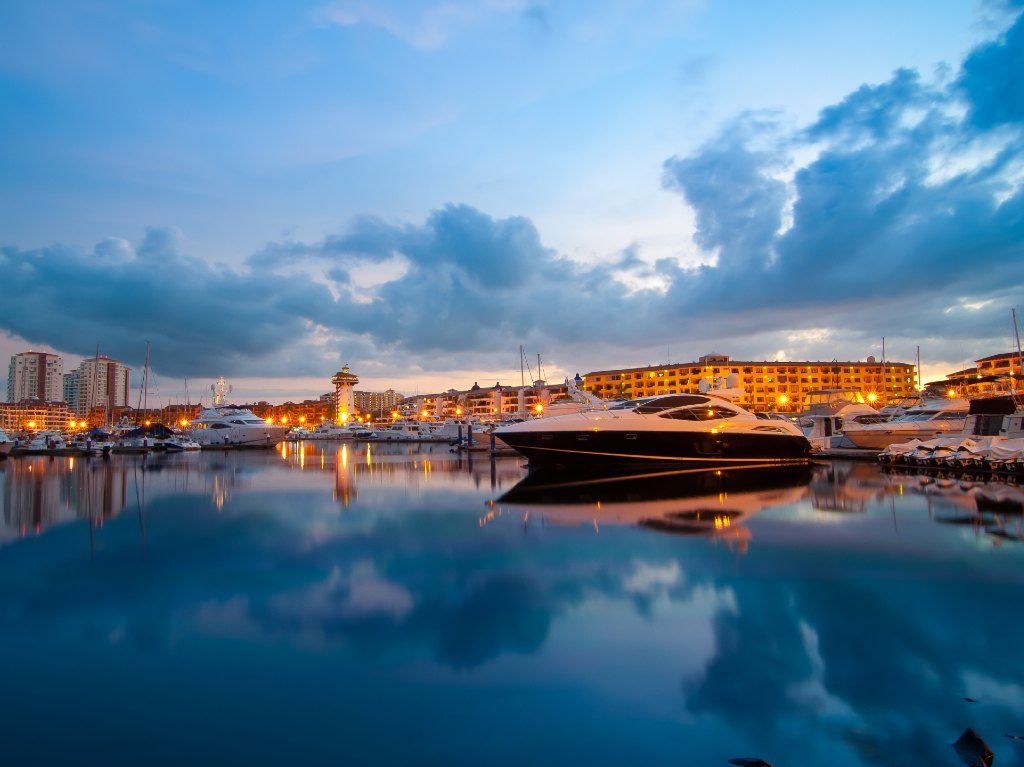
[331,365,359,423]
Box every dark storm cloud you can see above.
[2,9,1023,377]
[0,228,337,377]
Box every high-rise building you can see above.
[65,356,131,416]
[7,351,64,403]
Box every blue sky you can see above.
[1,0,1022,403]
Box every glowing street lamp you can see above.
[298,416,306,424]
[867,393,878,403]
[534,403,544,414]
[777,395,789,406]
[947,388,957,398]
[265,417,274,424]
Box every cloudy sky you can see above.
[1,0,1022,404]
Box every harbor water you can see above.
[1,444,1023,765]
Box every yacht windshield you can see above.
[632,395,711,414]
[659,405,740,421]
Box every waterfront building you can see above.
[582,354,917,412]
[936,351,1024,396]
[7,351,64,403]
[353,389,404,418]
[399,379,570,422]
[0,400,71,432]
[65,356,131,416]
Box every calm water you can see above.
[1,444,1023,766]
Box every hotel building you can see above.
[0,400,71,432]
[399,380,571,421]
[353,389,404,417]
[938,352,1024,396]
[64,356,131,416]
[7,351,64,403]
[582,354,917,412]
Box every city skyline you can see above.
[1,1,1023,402]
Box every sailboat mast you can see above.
[143,341,150,416]
[916,345,922,392]
[881,336,887,402]
[1013,309,1023,391]
[519,345,525,388]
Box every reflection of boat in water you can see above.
[496,464,812,545]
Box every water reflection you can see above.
[496,465,813,552]
[1,452,1024,766]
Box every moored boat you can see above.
[189,406,290,449]
[843,398,969,450]
[495,386,811,469]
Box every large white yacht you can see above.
[189,407,290,448]
[494,387,811,469]
[843,398,970,449]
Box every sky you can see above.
[1,0,1023,404]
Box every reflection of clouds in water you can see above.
[786,621,857,720]
[685,573,1024,765]
[961,671,1024,714]
[623,560,682,595]
[271,562,414,623]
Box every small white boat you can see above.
[0,428,13,457]
[844,399,969,450]
[15,431,68,455]
[163,434,201,452]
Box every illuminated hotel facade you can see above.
[582,354,917,412]
[938,351,1024,396]
[399,380,571,421]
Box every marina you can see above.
[2,446,1024,765]
[2,2,1023,763]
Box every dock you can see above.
[815,447,882,461]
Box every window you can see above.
[634,394,710,413]
[662,405,740,421]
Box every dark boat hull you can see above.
[498,428,811,469]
